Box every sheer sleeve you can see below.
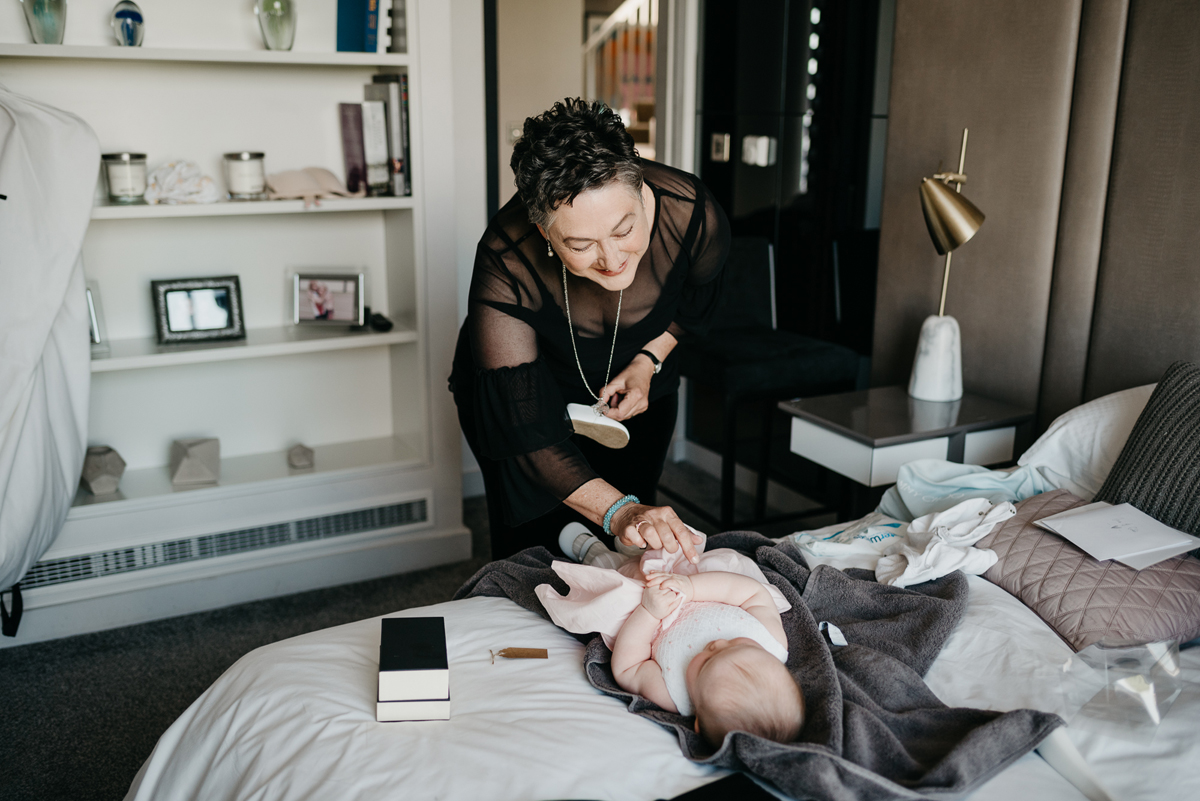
[667,179,731,341]
[465,244,598,526]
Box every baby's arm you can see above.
[610,587,680,713]
[647,571,787,648]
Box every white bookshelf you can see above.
[0,42,410,67]
[0,0,473,647]
[91,196,416,220]
[91,319,418,372]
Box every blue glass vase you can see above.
[110,1,145,47]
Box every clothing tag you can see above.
[489,648,548,663]
[818,621,847,647]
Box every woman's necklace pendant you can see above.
[591,399,610,416]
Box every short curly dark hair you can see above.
[510,98,643,229]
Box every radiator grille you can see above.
[20,499,428,591]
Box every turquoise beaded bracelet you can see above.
[602,494,640,536]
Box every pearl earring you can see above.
[546,240,553,258]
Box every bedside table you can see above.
[779,386,1034,517]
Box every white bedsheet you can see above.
[125,583,1200,801]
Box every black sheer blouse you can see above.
[450,160,730,525]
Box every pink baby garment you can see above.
[534,531,791,651]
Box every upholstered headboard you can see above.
[872,0,1200,431]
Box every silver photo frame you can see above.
[86,280,111,357]
[151,276,246,344]
[293,272,365,326]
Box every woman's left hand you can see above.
[598,358,654,421]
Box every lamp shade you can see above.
[919,178,985,256]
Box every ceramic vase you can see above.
[908,314,963,402]
[255,0,296,51]
[20,0,67,45]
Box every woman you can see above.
[451,98,729,561]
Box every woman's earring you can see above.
[546,240,553,258]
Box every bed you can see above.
[124,381,1200,801]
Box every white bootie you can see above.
[558,522,627,569]
[566,403,630,449]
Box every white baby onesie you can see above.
[651,601,789,716]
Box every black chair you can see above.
[668,237,864,529]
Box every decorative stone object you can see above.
[170,438,220,486]
[81,446,126,495]
[287,443,314,470]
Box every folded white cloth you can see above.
[875,498,1015,588]
[144,160,220,204]
[786,512,908,570]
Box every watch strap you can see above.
[637,349,662,374]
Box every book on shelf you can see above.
[1035,502,1200,570]
[387,0,408,54]
[378,617,449,703]
[337,0,380,53]
[371,74,411,195]
[364,78,410,196]
[361,100,391,195]
[339,103,367,194]
[340,101,389,196]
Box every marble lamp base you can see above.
[908,314,963,402]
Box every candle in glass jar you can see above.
[102,153,148,203]
[223,152,267,199]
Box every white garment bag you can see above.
[0,85,98,604]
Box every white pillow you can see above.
[1018,384,1155,500]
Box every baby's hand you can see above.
[641,582,683,620]
[645,572,693,604]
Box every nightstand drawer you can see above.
[789,418,949,487]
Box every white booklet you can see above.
[1035,502,1200,570]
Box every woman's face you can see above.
[539,181,653,292]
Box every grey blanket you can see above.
[454,532,1062,800]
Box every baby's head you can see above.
[686,637,804,748]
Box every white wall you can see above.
[496,0,585,207]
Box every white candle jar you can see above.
[223,152,267,200]
[102,153,148,204]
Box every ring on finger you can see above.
[634,519,647,535]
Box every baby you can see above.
[536,534,804,748]
[613,569,804,747]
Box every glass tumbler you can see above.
[102,153,148,204]
[254,0,296,51]
[20,0,68,44]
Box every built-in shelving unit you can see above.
[91,196,415,220]
[0,42,409,67]
[1,0,471,647]
[91,319,418,372]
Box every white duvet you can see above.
[125,578,1200,801]
[0,86,96,593]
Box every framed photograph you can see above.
[151,276,246,344]
[85,280,110,356]
[293,272,365,326]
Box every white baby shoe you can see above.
[558,522,626,569]
[566,403,630,449]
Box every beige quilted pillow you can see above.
[975,489,1200,650]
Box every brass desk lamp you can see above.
[908,128,985,401]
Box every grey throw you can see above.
[455,532,1062,800]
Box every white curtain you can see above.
[0,85,98,592]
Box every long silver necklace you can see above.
[562,261,622,416]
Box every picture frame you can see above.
[85,280,110,356]
[293,272,365,326]
[150,276,246,344]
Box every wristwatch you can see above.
[638,349,662,375]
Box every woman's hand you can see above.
[611,503,701,564]
[598,357,654,422]
[641,581,683,620]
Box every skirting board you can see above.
[1,525,471,649]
